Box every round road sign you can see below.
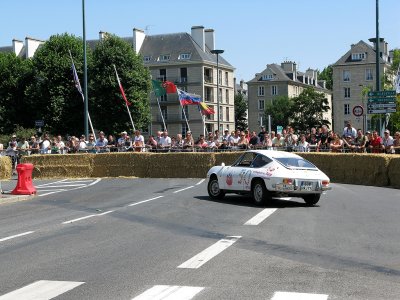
[353,105,364,117]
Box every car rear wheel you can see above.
[303,194,321,206]
[252,179,269,206]
[207,176,225,199]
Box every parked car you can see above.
[207,150,331,206]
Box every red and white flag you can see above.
[113,65,131,106]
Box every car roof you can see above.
[247,150,303,159]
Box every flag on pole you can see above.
[71,61,83,96]
[114,66,131,106]
[177,89,202,105]
[198,102,215,115]
[151,80,177,96]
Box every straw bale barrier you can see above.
[0,156,12,180]
[297,153,390,187]
[21,154,94,178]
[17,152,398,188]
[388,155,400,188]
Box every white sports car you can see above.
[207,150,331,206]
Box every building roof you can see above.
[333,40,387,66]
[139,32,233,68]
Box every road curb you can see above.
[0,193,36,205]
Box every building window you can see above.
[181,105,189,120]
[258,86,265,96]
[225,72,228,86]
[143,56,151,62]
[160,95,167,102]
[365,68,373,81]
[158,54,171,62]
[158,69,166,81]
[344,87,351,98]
[226,107,229,122]
[225,89,229,103]
[219,105,223,123]
[262,74,273,80]
[206,105,214,120]
[351,53,365,61]
[258,99,265,111]
[205,87,212,102]
[344,104,350,115]
[161,107,168,120]
[179,68,188,83]
[343,70,350,82]
[179,53,191,60]
[218,70,222,85]
[219,88,222,103]
[271,85,278,95]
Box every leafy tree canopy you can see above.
[234,93,248,130]
[264,96,293,131]
[318,65,333,90]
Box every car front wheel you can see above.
[207,177,225,199]
[252,179,269,206]
[303,194,321,206]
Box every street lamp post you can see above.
[82,0,89,138]
[211,49,224,132]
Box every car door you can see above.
[230,152,256,191]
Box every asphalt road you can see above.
[0,178,399,300]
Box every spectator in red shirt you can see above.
[368,131,383,153]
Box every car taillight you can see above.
[322,180,330,186]
[283,178,293,185]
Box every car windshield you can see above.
[274,157,317,169]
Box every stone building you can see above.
[247,61,332,132]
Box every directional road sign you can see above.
[368,108,397,114]
[368,90,396,97]
[367,97,396,103]
[367,103,397,109]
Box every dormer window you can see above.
[262,74,274,80]
[351,53,366,61]
[158,54,171,62]
[179,53,191,60]
[143,56,151,62]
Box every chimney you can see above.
[318,80,326,89]
[25,37,44,58]
[204,29,215,50]
[12,39,24,56]
[99,31,107,40]
[133,28,145,53]
[191,26,205,52]
[240,79,244,89]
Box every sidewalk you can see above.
[0,178,36,205]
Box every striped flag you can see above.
[113,65,131,106]
[198,102,215,115]
[177,89,201,105]
[71,61,83,96]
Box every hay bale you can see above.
[0,156,12,180]
[388,155,400,188]
[214,152,242,166]
[147,152,215,178]
[298,152,390,186]
[92,152,149,177]
[22,154,93,179]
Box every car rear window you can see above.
[274,157,317,169]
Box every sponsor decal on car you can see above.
[226,173,233,186]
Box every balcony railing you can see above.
[204,75,213,83]
[156,114,191,122]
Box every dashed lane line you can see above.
[173,186,194,193]
[196,179,205,185]
[131,285,204,300]
[244,208,277,225]
[0,231,35,243]
[128,196,164,207]
[178,236,241,269]
[271,291,328,300]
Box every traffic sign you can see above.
[368,90,396,97]
[368,108,397,114]
[352,105,364,117]
[367,103,397,109]
[367,97,396,102]
[35,120,44,127]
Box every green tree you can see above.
[234,93,248,130]
[387,49,400,131]
[290,87,330,132]
[90,35,151,134]
[318,65,333,90]
[264,96,293,131]
[25,33,90,135]
[0,52,33,133]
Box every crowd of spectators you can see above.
[1,122,400,169]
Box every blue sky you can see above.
[1,0,399,81]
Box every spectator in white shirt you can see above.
[159,130,171,149]
[342,122,357,139]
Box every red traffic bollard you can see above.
[12,163,37,195]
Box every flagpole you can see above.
[198,105,207,136]
[68,50,96,140]
[179,101,191,132]
[156,97,166,130]
[113,64,136,132]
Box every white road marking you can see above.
[62,214,97,224]
[34,189,66,192]
[35,179,68,187]
[0,231,35,243]
[178,236,241,269]
[196,179,205,185]
[38,178,101,197]
[271,291,328,300]
[0,280,84,300]
[173,186,194,193]
[244,208,277,225]
[88,178,101,186]
[97,210,114,216]
[128,196,164,207]
[132,285,204,300]
[37,184,87,188]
